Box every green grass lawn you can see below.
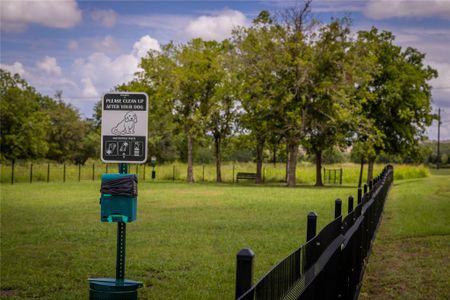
[1,180,355,299]
[360,169,450,300]
[0,167,447,299]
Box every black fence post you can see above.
[92,163,95,181]
[47,163,50,183]
[334,169,337,184]
[30,163,33,183]
[235,248,255,299]
[340,168,343,185]
[335,198,342,218]
[363,184,368,195]
[357,187,362,204]
[232,164,235,184]
[172,165,175,181]
[348,196,354,213]
[63,164,66,182]
[203,165,205,182]
[78,164,81,182]
[369,180,373,192]
[11,159,15,184]
[263,167,266,183]
[307,212,317,242]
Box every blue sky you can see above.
[1,0,450,139]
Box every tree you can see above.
[139,39,224,182]
[0,69,51,160]
[44,92,88,162]
[206,40,239,182]
[357,28,437,182]
[232,11,286,183]
[301,18,354,186]
[275,1,316,187]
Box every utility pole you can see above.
[437,108,441,169]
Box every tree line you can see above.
[0,3,437,187]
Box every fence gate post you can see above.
[235,248,255,299]
[335,198,342,218]
[232,164,235,184]
[340,168,343,185]
[172,165,175,181]
[63,164,66,182]
[92,163,95,181]
[47,163,50,183]
[30,163,33,183]
[78,164,81,182]
[11,159,15,185]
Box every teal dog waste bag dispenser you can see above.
[100,174,137,223]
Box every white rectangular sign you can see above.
[101,92,148,163]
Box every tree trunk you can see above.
[255,135,265,184]
[214,135,222,183]
[367,157,375,184]
[287,141,298,187]
[315,150,323,186]
[187,134,194,183]
[358,157,364,188]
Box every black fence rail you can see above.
[235,165,394,300]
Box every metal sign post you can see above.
[89,92,148,300]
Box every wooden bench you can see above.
[236,172,257,182]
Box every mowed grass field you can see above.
[0,166,448,299]
[360,169,450,300]
[1,180,354,299]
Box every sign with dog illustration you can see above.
[101,92,148,163]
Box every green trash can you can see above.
[88,278,143,300]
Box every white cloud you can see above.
[81,78,98,97]
[0,0,82,32]
[365,0,450,20]
[91,9,118,28]
[132,35,161,58]
[71,35,160,104]
[0,62,27,77]
[185,9,249,40]
[36,56,62,76]
[67,40,79,51]
[92,35,120,52]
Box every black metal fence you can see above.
[323,167,343,185]
[235,165,394,300]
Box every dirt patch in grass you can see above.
[1,289,18,298]
[360,235,450,300]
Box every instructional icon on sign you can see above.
[133,142,143,157]
[105,142,117,156]
[118,142,130,156]
[111,111,137,136]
